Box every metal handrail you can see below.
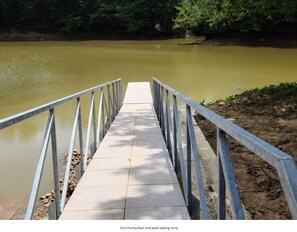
[0,78,122,219]
[152,77,297,219]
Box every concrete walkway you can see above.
[59,82,190,220]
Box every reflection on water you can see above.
[0,39,297,216]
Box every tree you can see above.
[174,0,297,35]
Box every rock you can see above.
[44,203,51,208]
[41,199,49,204]
[40,195,46,200]
[227,118,236,122]
[45,193,51,199]
[219,102,226,105]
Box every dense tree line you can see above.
[0,0,297,36]
[0,0,179,34]
[174,0,297,35]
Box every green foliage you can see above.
[174,0,297,35]
[0,0,179,34]
[1,0,297,36]
[208,82,297,105]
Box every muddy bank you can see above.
[194,83,297,219]
[197,36,297,48]
[0,31,178,42]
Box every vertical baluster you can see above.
[107,84,111,129]
[159,85,164,128]
[119,80,123,106]
[172,95,178,173]
[92,92,97,152]
[77,98,84,177]
[103,91,107,137]
[25,111,54,219]
[83,92,95,170]
[115,81,119,113]
[186,104,209,219]
[50,108,61,219]
[165,90,171,153]
[186,105,192,216]
[217,128,244,219]
[161,87,167,138]
[166,90,175,164]
[112,82,116,119]
[217,128,226,219]
[96,88,104,146]
[60,101,80,210]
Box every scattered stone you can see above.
[227,117,236,122]
[41,199,49,204]
[33,149,93,220]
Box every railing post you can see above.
[172,95,178,173]
[217,128,245,219]
[217,127,226,219]
[96,88,104,147]
[83,92,96,170]
[186,105,192,217]
[50,108,61,219]
[112,82,116,119]
[115,81,120,115]
[172,98,188,204]
[186,104,209,219]
[107,84,111,129]
[60,100,80,210]
[161,86,166,138]
[25,111,54,219]
[92,92,97,153]
[165,90,172,159]
[77,98,84,177]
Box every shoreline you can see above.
[197,36,297,48]
[1,32,297,48]
[0,31,179,42]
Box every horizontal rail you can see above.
[0,79,121,130]
[152,77,297,219]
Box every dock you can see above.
[59,82,190,220]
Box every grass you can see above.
[202,82,297,117]
[206,82,297,105]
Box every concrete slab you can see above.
[126,184,185,208]
[78,169,129,187]
[87,157,131,170]
[123,82,153,104]
[125,207,190,220]
[102,135,135,142]
[63,186,126,211]
[94,140,133,158]
[132,139,168,157]
[60,209,124,220]
[131,155,172,169]
[129,167,178,185]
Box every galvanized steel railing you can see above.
[152,77,297,219]
[0,78,122,220]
